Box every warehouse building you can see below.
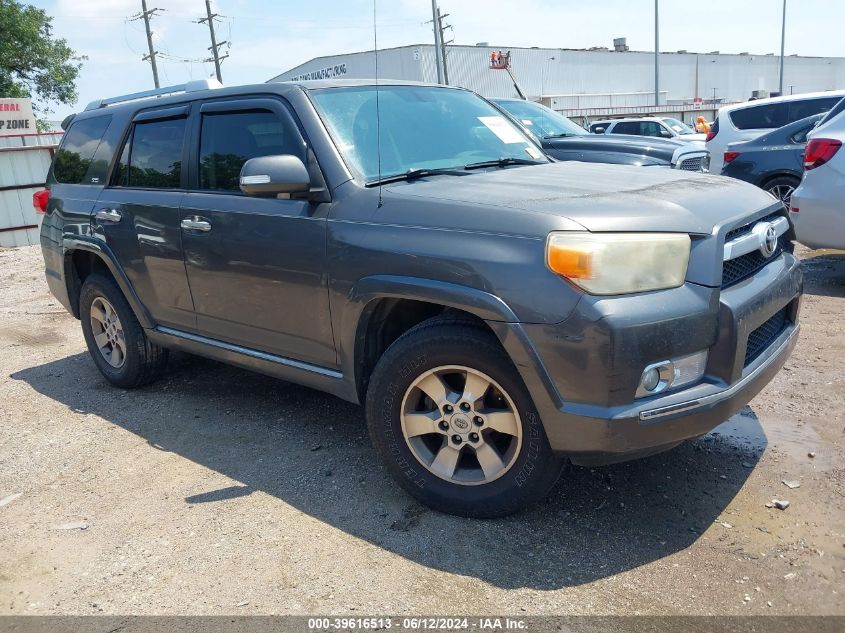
[269,43,845,125]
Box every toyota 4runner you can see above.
[38,79,802,517]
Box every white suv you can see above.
[589,117,707,143]
[789,97,845,250]
[707,90,845,173]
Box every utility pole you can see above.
[198,0,227,83]
[131,0,161,88]
[430,0,444,84]
[779,0,787,95]
[436,8,453,86]
[654,0,660,106]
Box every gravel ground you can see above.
[1,244,843,616]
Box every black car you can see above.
[38,79,798,517]
[721,113,824,206]
[493,98,710,172]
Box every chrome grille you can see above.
[722,236,788,287]
[721,212,792,288]
[679,156,705,171]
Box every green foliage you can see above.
[0,0,85,114]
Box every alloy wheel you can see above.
[89,296,127,368]
[400,365,522,485]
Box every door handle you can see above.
[181,216,212,232]
[95,209,122,224]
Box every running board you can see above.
[148,326,357,403]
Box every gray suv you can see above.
[39,79,802,517]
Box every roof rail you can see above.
[83,78,223,112]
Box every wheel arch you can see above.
[758,170,802,189]
[341,275,519,402]
[63,238,155,328]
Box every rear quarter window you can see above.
[52,116,113,184]
[730,103,788,130]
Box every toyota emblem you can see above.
[760,224,778,258]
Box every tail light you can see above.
[33,189,50,214]
[723,150,741,164]
[804,138,842,170]
[705,118,719,142]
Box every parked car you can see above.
[38,79,801,517]
[790,97,845,250]
[494,99,709,172]
[589,116,707,143]
[720,113,824,206]
[707,90,845,173]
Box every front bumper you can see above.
[490,251,802,462]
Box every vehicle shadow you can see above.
[11,352,765,590]
[800,251,845,298]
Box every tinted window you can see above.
[730,103,788,130]
[788,97,841,122]
[612,122,640,135]
[199,110,301,191]
[53,116,112,184]
[641,121,664,137]
[115,118,186,188]
[818,96,845,127]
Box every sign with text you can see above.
[0,98,37,136]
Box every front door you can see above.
[179,98,336,368]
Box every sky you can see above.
[30,0,845,119]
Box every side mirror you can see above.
[593,127,605,134]
[660,129,674,138]
[239,155,310,197]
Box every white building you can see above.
[269,44,845,124]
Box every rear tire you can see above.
[365,316,562,518]
[79,273,168,388]
[764,175,800,207]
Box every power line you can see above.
[129,0,163,89]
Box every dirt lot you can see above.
[1,244,843,616]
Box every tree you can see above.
[0,0,85,117]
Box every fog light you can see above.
[636,350,708,399]
[641,368,661,392]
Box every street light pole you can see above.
[654,0,660,106]
[779,0,787,95]
[431,0,444,84]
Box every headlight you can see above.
[546,232,691,295]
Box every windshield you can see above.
[495,100,588,139]
[310,86,546,182]
[663,118,697,135]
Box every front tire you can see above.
[365,317,562,518]
[79,273,168,388]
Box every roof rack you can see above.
[83,78,223,111]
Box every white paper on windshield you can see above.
[478,116,526,144]
[525,146,542,159]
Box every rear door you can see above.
[179,97,336,367]
[95,105,196,330]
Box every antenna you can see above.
[373,0,383,207]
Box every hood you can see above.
[544,134,684,163]
[386,161,777,235]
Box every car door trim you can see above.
[154,325,343,379]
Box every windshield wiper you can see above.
[367,167,466,186]
[463,157,545,170]
[543,133,575,139]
